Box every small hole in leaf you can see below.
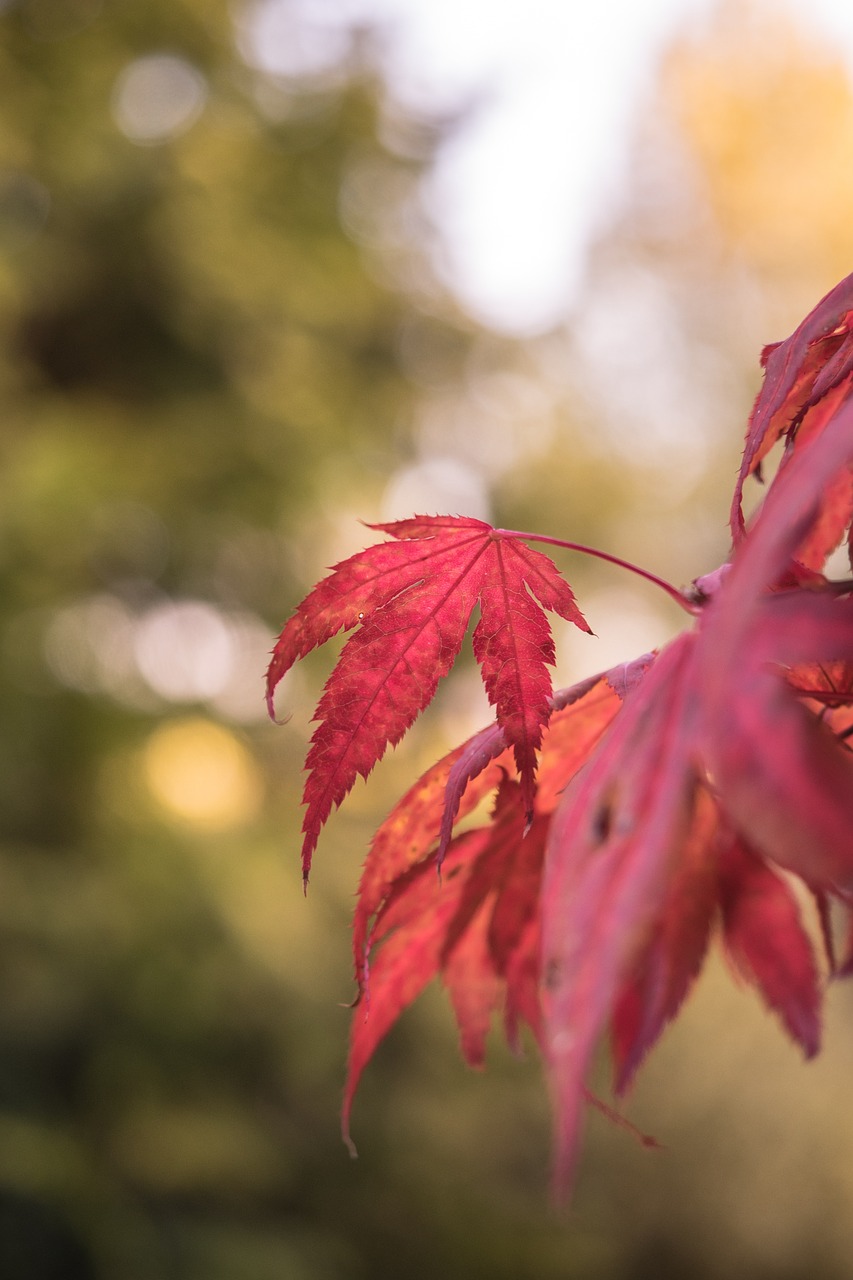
[592,802,613,846]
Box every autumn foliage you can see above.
[268,274,853,1195]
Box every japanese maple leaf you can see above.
[266,515,590,882]
[351,674,622,993]
[343,776,547,1153]
[730,271,853,544]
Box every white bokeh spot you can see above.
[112,54,207,144]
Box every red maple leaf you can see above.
[271,272,853,1199]
[267,515,590,883]
[730,272,853,545]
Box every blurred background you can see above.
[3,0,853,1275]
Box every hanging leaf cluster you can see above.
[268,274,853,1195]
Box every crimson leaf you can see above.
[267,516,589,882]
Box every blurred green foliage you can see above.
[2,1,853,1277]
[0,3,575,1276]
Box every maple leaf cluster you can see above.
[267,274,853,1195]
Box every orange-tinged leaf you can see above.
[342,829,481,1153]
[502,917,543,1051]
[352,676,620,996]
[443,900,503,1069]
[353,738,510,991]
[436,671,614,867]
[344,778,547,1150]
[786,659,853,705]
[533,677,626,812]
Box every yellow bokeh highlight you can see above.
[143,717,262,831]
[665,0,853,287]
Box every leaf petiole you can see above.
[495,529,699,615]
